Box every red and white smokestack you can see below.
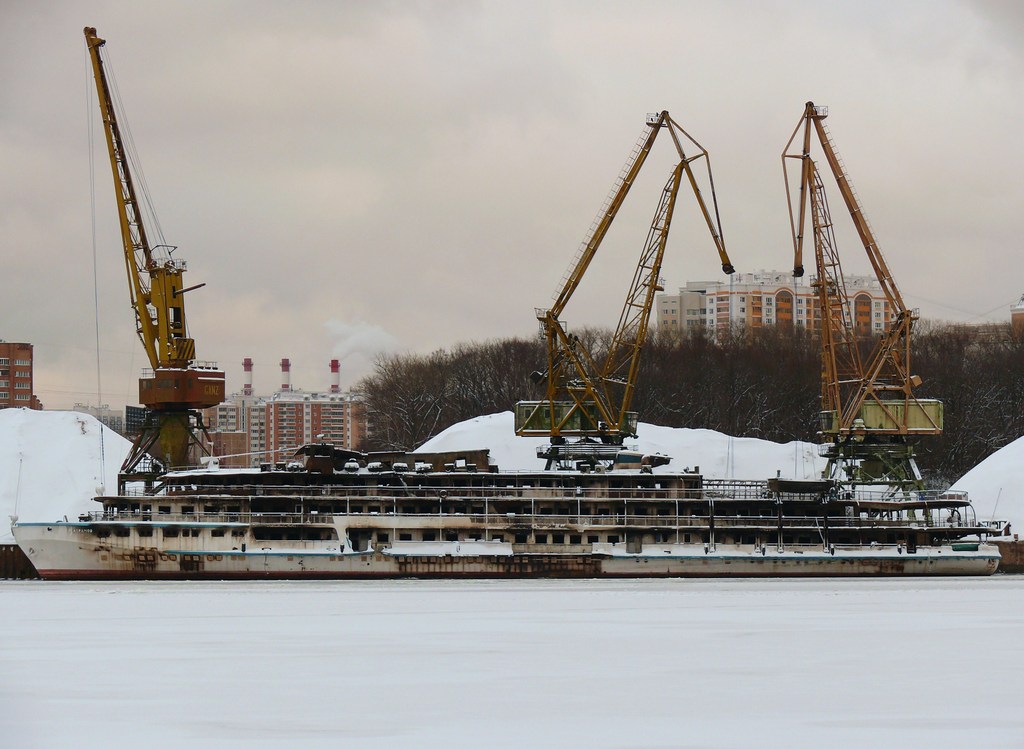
[330,359,341,393]
[280,358,291,391]
[242,357,254,396]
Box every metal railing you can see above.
[82,511,334,525]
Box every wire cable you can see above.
[86,42,107,492]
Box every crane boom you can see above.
[84,26,224,477]
[85,27,198,371]
[516,111,734,455]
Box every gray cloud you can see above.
[2,0,1021,408]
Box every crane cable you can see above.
[86,43,107,493]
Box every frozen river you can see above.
[2,577,1023,748]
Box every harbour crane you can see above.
[84,27,225,483]
[782,102,941,493]
[515,111,734,467]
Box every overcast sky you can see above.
[2,0,1022,410]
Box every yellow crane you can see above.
[515,111,734,466]
[783,102,941,493]
[84,27,224,479]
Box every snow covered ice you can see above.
[2,578,1024,748]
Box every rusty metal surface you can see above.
[0,544,40,579]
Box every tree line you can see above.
[358,323,1024,486]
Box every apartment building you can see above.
[657,271,893,336]
[0,341,42,410]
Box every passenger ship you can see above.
[14,445,1003,579]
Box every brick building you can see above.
[0,341,42,410]
[203,358,367,468]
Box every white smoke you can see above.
[324,319,404,384]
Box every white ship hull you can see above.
[15,522,1000,579]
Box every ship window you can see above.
[587,535,598,544]
[158,506,171,514]
[608,535,620,544]
[684,533,691,543]
[445,532,458,542]
[657,507,670,516]
[137,527,153,537]
[95,529,110,539]
[211,529,225,537]
[514,533,528,544]
[399,533,412,541]
[535,534,548,544]
[422,531,437,541]
[114,527,130,537]
[182,506,195,515]
[377,533,389,543]
[552,534,565,544]
[163,528,179,538]
[492,534,503,543]
[231,529,245,537]
[569,535,581,544]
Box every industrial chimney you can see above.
[330,359,341,393]
[242,357,254,396]
[280,358,291,391]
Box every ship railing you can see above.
[344,511,980,532]
[77,508,989,535]
[157,483,743,502]
[81,511,335,525]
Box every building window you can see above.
[14,360,29,366]
[0,359,7,365]
[14,394,29,401]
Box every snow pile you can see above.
[951,435,1024,531]
[418,412,826,480]
[0,409,132,542]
